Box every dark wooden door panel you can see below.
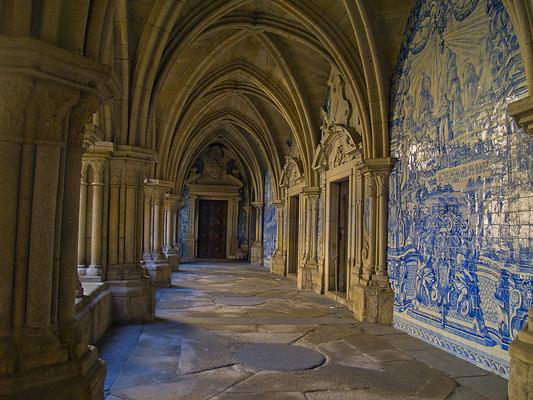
[198,200,227,258]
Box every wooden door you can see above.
[337,181,349,292]
[198,200,227,258]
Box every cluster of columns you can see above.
[78,144,112,281]
[299,188,320,289]
[164,194,182,270]
[0,39,117,398]
[77,143,158,323]
[351,158,394,324]
[142,180,172,287]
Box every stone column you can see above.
[142,186,153,260]
[509,307,533,399]
[86,158,105,278]
[507,96,533,399]
[184,195,198,260]
[105,152,156,324]
[143,179,172,287]
[0,40,117,398]
[353,169,364,282]
[270,200,286,275]
[228,197,240,258]
[164,194,181,271]
[251,202,264,265]
[299,187,320,291]
[351,158,394,325]
[77,165,89,279]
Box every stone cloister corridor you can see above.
[0,0,532,399]
[100,262,509,400]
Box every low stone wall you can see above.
[76,283,113,344]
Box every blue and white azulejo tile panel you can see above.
[263,171,277,267]
[388,0,532,377]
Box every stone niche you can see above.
[183,144,246,260]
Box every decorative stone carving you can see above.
[280,155,304,188]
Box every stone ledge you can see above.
[76,282,112,344]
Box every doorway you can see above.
[197,200,227,258]
[329,180,349,295]
[287,195,299,275]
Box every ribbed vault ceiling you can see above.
[123,0,416,194]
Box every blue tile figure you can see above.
[388,0,532,377]
[263,171,277,267]
[179,187,189,257]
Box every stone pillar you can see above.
[251,202,264,265]
[228,197,240,257]
[143,186,153,260]
[164,194,181,271]
[299,187,320,291]
[351,158,394,325]
[184,195,198,261]
[270,200,286,275]
[509,308,533,399]
[507,96,533,399]
[143,180,172,287]
[0,38,117,398]
[105,153,156,324]
[86,159,105,278]
[77,168,89,275]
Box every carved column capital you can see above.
[164,194,182,212]
[508,94,533,137]
[273,199,285,209]
[252,202,264,213]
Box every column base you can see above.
[298,260,322,293]
[85,265,103,280]
[108,278,155,324]
[508,311,533,399]
[250,243,263,266]
[351,283,393,325]
[270,252,286,275]
[144,260,171,287]
[0,345,105,400]
[164,251,180,272]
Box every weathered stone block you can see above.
[352,284,393,325]
[108,278,155,323]
[270,253,285,276]
[145,260,171,287]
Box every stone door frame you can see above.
[323,165,353,304]
[184,183,241,260]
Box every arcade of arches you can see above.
[0,0,532,399]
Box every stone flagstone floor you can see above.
[98,262,509,400]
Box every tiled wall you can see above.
[263,171,277,267]
[179,187,189,257]
[388,0,532,377]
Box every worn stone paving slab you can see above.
[112,366,250,400]
[112,355,181,390]
[216,296,265,306]
[233,343,326,371]
[213,392,306,400]
[98,262,508,400]
[304,389,415,400]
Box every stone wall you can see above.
[388,0,532,377]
